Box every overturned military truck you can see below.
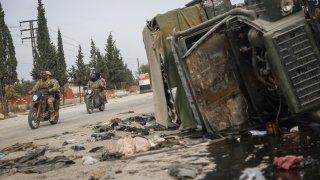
[143,0,320,134]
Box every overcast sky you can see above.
[1,0,243,80]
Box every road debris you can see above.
[82,156,98,165]
[70,145,85,151]
[100,151,122,161]
[168,164,200,179]
[273,155,304,170]
[91,132,115,141]
[112,136,151,156]
[239,167,266,180]
[0,142,35,153]
[0,147,74,175]
[89,146,104,153]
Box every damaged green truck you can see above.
[143,0,320,134]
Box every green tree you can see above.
[96,49,108,80]
[55,29,68,104]
[55,29,67,86]
[105,33,133,89]
[0,2,18,115]
[139,64,150,75]
[72,45,89,102]
[88,38,97,70]
[31,0,57,80]
[13,79,36,96]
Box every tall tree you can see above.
[88,38,97,70]
[73,45,89,102]
[55,29,67,86]
[31,0,56,80]
[96,49,108,80]
[55,29,68,104]
[105,33,133,89]
[0,2,18,115]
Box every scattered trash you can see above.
[0,153,6,159]
[266,122,281,136]
[70,145,85,151]
[68,155,83,160]
[0,147,74,175]
[89,169,106,180]
[112,136,151,156]
[168,164,199,179]
[118,111,135,114]
[254,144,264,150]
[273,155,304,170]
[134,137,150,153]
[62,139,76,146]
[248,130,267,136]
[295,156,319,168]
[290,126,299,133]
[149,140,181,151]
[100,151,122,161]
[245,154,255,162]
[89,146,104,153]
[148,135,166,147]
[34,134,60,140]
[128,170,138,174]
[111,117,123,121]
[239,167,266,180]
[222,154,229,158]
[91,132,115,141]
[112,136,136,156]
[82,156,98,165]
[0,142,35,153]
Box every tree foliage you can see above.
[32,0,57,80]
[0,2,18,114]
[55,29,67,86]
[104,33,134,89]
[13,79,36,96]
[73,45,89,87]
[139,64,150,75]
[88,38,97,70]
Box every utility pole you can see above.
[20,20,38,65]
[137,58,141,75]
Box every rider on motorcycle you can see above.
[29,71,60,122]
[91,73,107,103]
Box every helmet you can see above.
[44,71,52,76]
[95,72,101,79]
[90,73,96,81]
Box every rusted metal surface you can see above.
[183,33,247,131]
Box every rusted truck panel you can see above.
[182,34,247,131]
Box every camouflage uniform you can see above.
[92,78,107,103]
[87,80,95,88]
[32,78,60,120]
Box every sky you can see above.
[1,0,244,80]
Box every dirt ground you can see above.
[0,93,217,180]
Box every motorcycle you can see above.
[28,90,60,129]
[84,87,105,114]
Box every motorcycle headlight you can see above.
[32,94,38,101]
[281,0,294,15]
[87,89,93,94]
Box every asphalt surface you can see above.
[0,92,154,149]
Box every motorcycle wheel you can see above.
[99,103,105,111]
[86,99,94,114]
[50,111,59,124]
[28,108,40,129]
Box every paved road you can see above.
[0,92,154,149]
